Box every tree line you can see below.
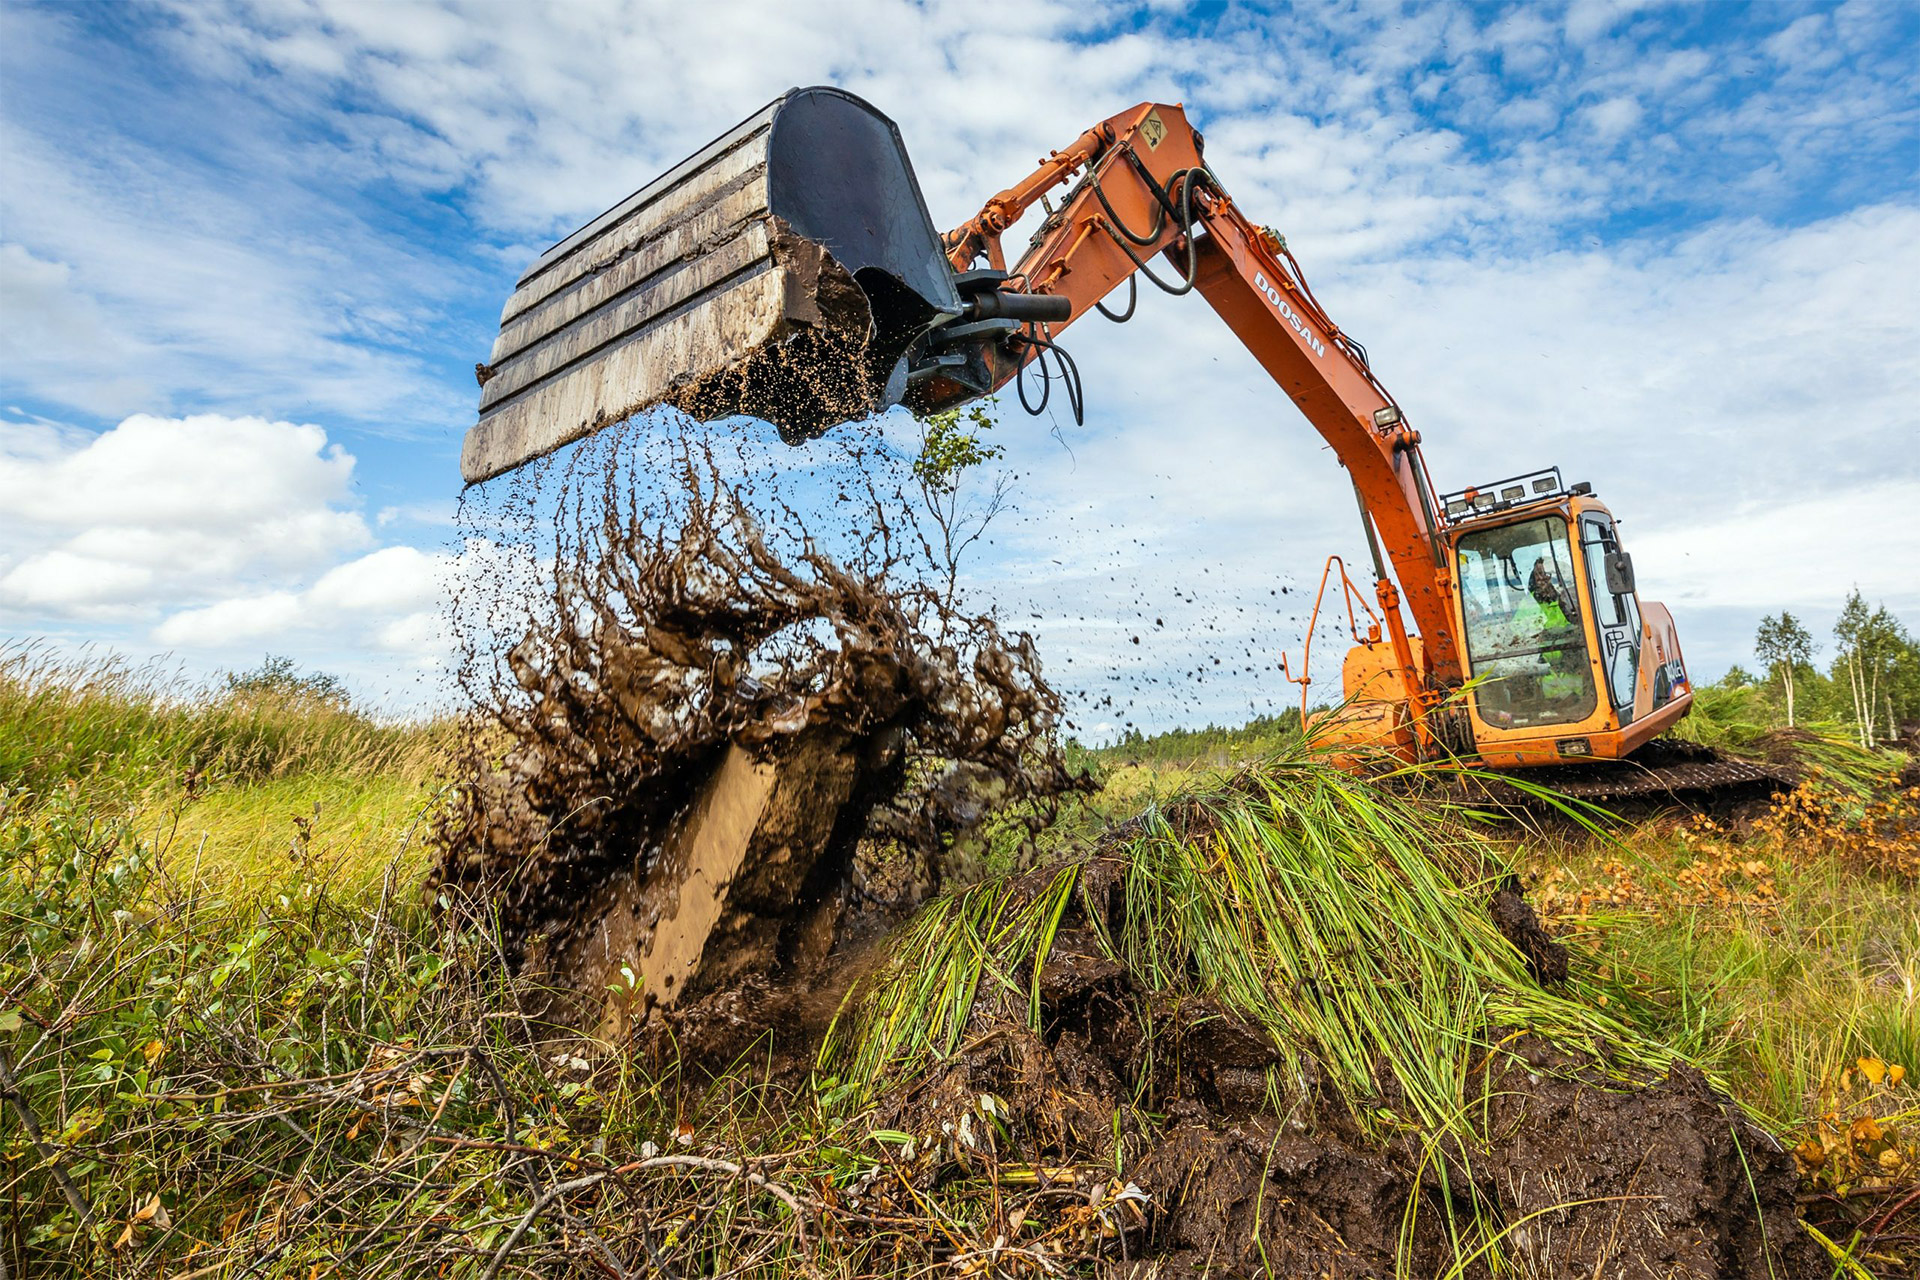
[1736,589,1919,746]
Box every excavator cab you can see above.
[1435,469,1692,767]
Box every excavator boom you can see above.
[465,87,1700,772]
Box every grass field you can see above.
[2,651,1914,1276]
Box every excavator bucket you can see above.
[463,86,961,484]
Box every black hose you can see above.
[1101,168,1207,296]
[1091,151,1166,246]
[1016,326,1085,426]
[1017,338,1051,418]
[1095,274,1137,323]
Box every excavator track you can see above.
[1495,739,1796,806]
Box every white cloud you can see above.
[0,413,454,689]
[1631,481,1920,613]
[151,592,304,647]
[308,546,448,614]
[0,413,370,619]
[153,545,453,656]
[1582,95,1643,140]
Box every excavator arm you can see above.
[460,89,1465,720]
[925,104,1462,690]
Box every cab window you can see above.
[1455,515,1596,729]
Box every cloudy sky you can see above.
[3,0,1916,730]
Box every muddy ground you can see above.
[649,856,1821,1280]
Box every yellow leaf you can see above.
[115,1221,135,1249]
[1890,1064,1907,1087]
[1859,1058,1886,1086]
[1794,1139,1826,1169]
[1850,1115,1884,1145]
[143,1040,165,1064]
[135,1193,161,1221]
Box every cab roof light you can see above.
[1440,467,1566,520]
[1373,405,1402,429]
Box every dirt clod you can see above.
[1490,872,1570,984]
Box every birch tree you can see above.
[1831,591,1906,747]
[1754,612,1814,727]
[909,399,1011,619]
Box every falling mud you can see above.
[434,421,1084,1034]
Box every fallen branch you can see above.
[615,1154,813,1242]
[0,1047,92,1226]
[480,1172,608,1280]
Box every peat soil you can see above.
[820,861,1822,1279]
[433,436,1082,1031]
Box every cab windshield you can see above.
[1455,515,1596,729]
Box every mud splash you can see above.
[434,424,1082,1033]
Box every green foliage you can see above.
[910,401,1003,497]
[1071,712,1303,771]
[1832,590,1916,745]
[0,780,836,1277]
[825,751,1670,1140]
[1529,816,1919,1135]
[0,638,1908,1276]
[1756,612,1816,671]
[224,653,351,707]
[0,644,436,806]
[1756,610,1816,725]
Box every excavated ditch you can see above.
[848,860,1821,1279]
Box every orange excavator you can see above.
[465,88,1774,799]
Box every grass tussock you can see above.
[1670,681,1907,797]
[826,756,1670,1140]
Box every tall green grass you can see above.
[825,755,1671,1140]
[0,643,441,805]
[1671,682,1905,797]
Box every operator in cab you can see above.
[1519,557,1585,707]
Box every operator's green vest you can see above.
[1517,596,1585,700]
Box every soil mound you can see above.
[845,887,1819,1279]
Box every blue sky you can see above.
[3,0,1917,732]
